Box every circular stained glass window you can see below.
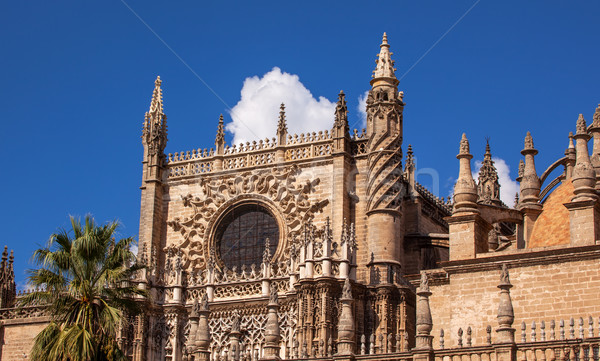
[216,204,279,269]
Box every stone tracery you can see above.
[167,164,328,271]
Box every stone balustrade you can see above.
[165,130,368,179]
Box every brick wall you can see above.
[427,247,600,348]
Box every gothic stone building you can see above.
[2,33,600,361]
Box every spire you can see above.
[1,246,7,269]
[572,114,598,201]
[405,144,414,171]
[519,131,541,208]
[589,104,600,186]
[142,76,168,173]
[405,144,417,196]
[332,91,350,153]
[215,114,225,155]
[371,32,398,84]
[477,139,501,206]
[276,103,288,146]
[333,90,349,133]
[564,131,576,180]
[453,133,478,214]
[149,76,163,115]
[0,246,15,308]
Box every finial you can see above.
[263,238,271,264]
[342,278,352,299]
[215,114,225,145]
[593,104,600,127]
[500,264,511,285]
[191,298,200,318]
[277,103,288,134]
[334,91,349,131]
[419,271,429,292]
[576,114,587,135]
[459,133,470,155]
[524,131,534,150]
[269,284,279,305]
[518,160,525,179]
[571,112,597,202]
[142,76,168,158]
[569,132,575,149]
[405,144,414,169]
[485,138,491,157]
[372,33,397,81]
[199,293,209,312]
[381,32,389,46]
[149,76,164,115]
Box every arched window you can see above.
[216,203,279,269]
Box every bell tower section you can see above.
[365,33,406,282]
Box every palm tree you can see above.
[19,215,146,361]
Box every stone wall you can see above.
[427,245,600,348]
[0,317,48,360]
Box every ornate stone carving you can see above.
[167,165,328,270]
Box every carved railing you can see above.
[165,130,370,179]
[0,305,46,320]
[414,181,452,216]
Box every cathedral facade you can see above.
[2,34,600,361]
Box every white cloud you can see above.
[472,157,519,207]
[357,91,369,129]
[130,242,139,257]
[495,158,519,208]
[226,67,336,145]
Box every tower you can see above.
[0,247,15,309]
[139,78,168,282]
[365,32,405,281]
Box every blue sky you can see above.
[1,1,599,287]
